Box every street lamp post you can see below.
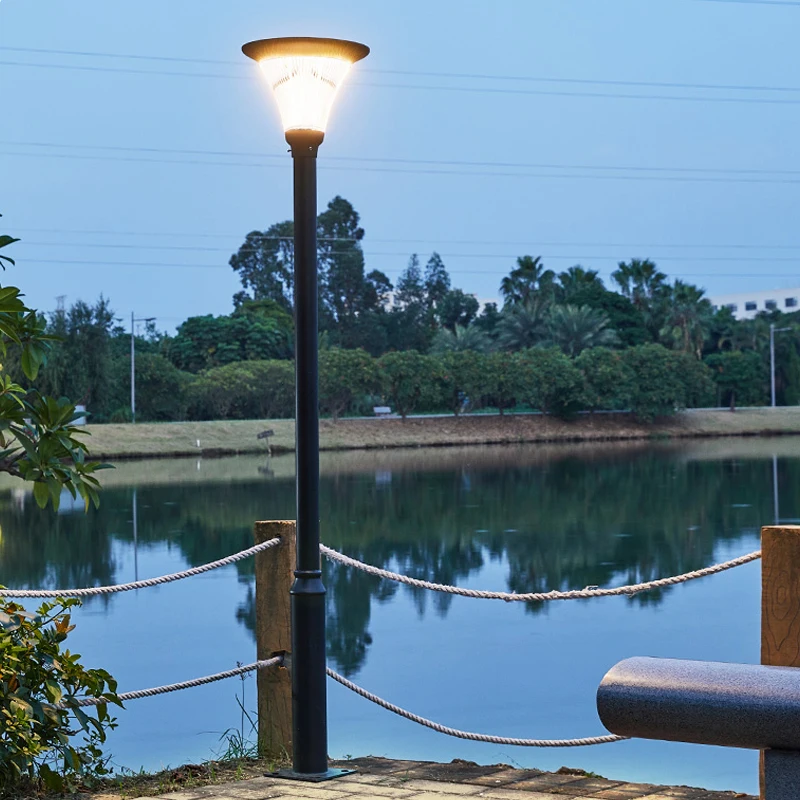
[770,323,792,408]
[242,36,369,780]
[131,312,156,424]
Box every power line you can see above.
[21,254,800,267]
[19,239,800,253]
[697,0,800,6]
[3,46,800,95]
[4,58,800,106]
[14,228,800,251]
[5,139,799,176]
[5,149,800,185]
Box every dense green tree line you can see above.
[11,195,800,421]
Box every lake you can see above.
[1,437,796,794]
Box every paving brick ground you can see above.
[131,757,756,800]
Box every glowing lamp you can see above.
[242,37,369,137]
[240,33,370,782]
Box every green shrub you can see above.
[673,352,716,409]
[518,347,585,418]
[378,351,441,419]
[623,343,687,420]
[0,597,120,793]
[187,360,295,420]
[319,348,377,421]
[437,351,489,415]
[576,347,634,411]
[705,350,765,409]
[482,352,523,415]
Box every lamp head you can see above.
[242,36,369,145]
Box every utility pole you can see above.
[131,312,156,423]
[770,324,792,408]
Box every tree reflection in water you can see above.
[0,443,790,678]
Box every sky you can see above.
[2,0,800,333]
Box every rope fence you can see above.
[321,545,762,602]
[61,656,284,708]
[327,668,626,747]
[0,537,282,598]
[6,533,761,751]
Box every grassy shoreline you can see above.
[77,407,800,461]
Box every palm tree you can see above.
[430,324,491,354]
[499,256,556,307]
[557,265,604,303]
[660,280,714,358]
[544,304,619,357]
[496,296,550,351]
[611,259,668,340]
[611,258,667,304]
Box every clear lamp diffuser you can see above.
[242,38,370,134]
[261,56,351,133]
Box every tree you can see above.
[423,252,450,311]
[474,302,502,342]
[107,353,191,422]
[611,258,669,341]
[319,348,377,421]
[556,265,605,303]
[317,196,369,344]
[576,347,634,411]
[564,281,650,348]
[705,351,765,410]
[545,304,619,357]
[437,351,488,415]
[378,351,439,419]
[496,296,549,351]
[186,360,295,420]
[165,311,290,373]
[622,343,687,420]
[483,352,523,415]
[35,298,116,415]
[430,324,491,354]
[394,254,425,308]
[517,347,585,418]
[437,289,480,332]
[0,219,108,509]
[660,280,713,358]
[388,255,432,352]
[500,256,555,307]
[230,221,294,310]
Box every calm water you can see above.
[2,438,797,794]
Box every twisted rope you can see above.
[328,668,625,747]
[0,537,282,598]
[321,545,761,602]
[63,656,284,708]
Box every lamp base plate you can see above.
[268,768,356,783]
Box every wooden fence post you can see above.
[761,525,800,798]
[254,520,296,763]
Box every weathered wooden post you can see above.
[761,525,800,798]
[254,520,296,762]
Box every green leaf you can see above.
[44,679,63,704]
[32,481,49,509]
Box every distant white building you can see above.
[709,287,800,321]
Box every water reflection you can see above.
[0,441,793,682]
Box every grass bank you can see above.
[78,407,800,461]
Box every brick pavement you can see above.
[131,757,756,800]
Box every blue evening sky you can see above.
[1,0,799,331]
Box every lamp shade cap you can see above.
[242,37,369,64]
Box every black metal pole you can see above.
[288,129,327,776]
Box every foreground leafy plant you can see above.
[0,596,121,793]
[0,216,110,510]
